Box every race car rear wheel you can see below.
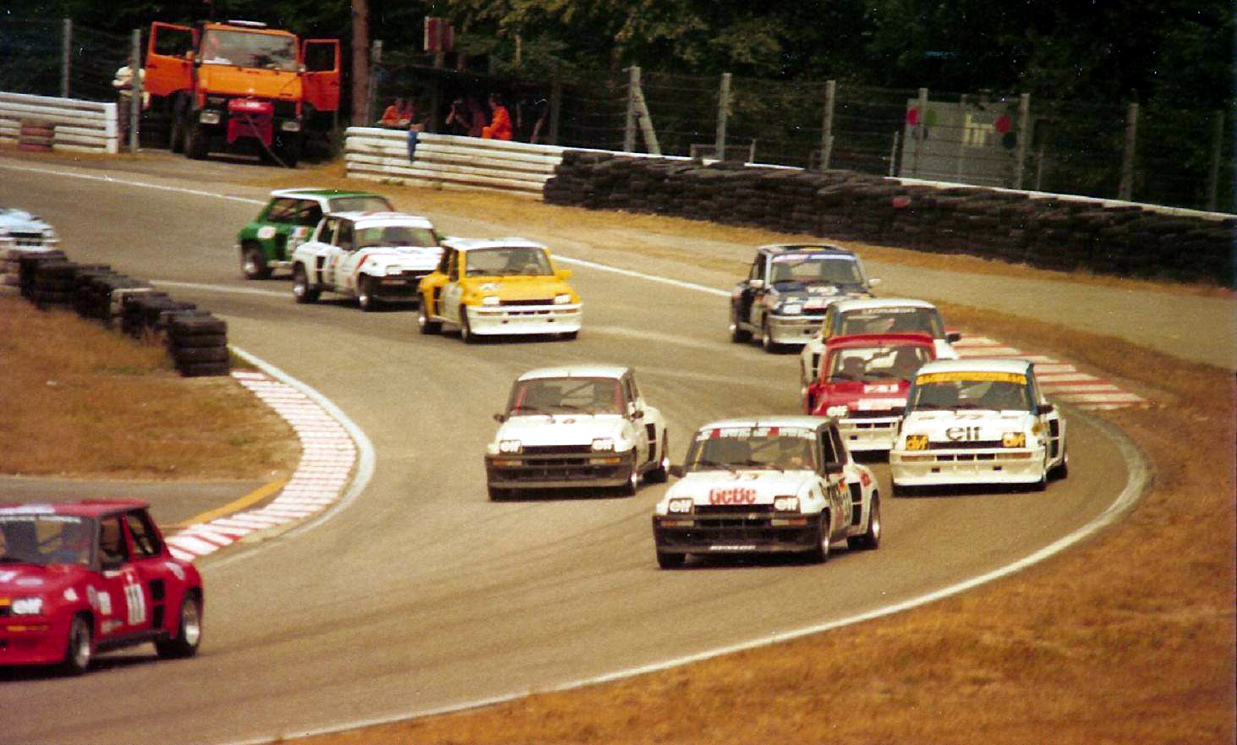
[418,301,441,334]
[241,244,271,280]
[657,552,686,570]
[60,614,93,676]
[358,277,380,312]
[156,592,203,659]
[806,513,831,563]
[848,494,882,551]
[1050,443,1070,480]
[292,265,319,304]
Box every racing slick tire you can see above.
[459,306,477,343]
[805,513,831,563]
[657,552,686,570]
[729,308,752,343]
[292,265,320,304]
[418,301,441,334]
[155,592,203,659]
[60,614,93,676]
[241,244,271,280]
[847,494,882,551]
[761,316,779,353]
[645,432,670,483]
[357,276,380,312]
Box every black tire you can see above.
[357,276,380,312]
[60,614,93,676]
[177,361,231,378]
[459,306,477,343]
[729,307,752,343]
[292,265,319,304]
[185,122,208,160]
[848,494,882,551]
[241,244,271,280]
[761,315,779,353]
[169,315,227,337]
[657,552,686,570]
[170,333,227,349]
[645,431,670,483]
[806,513,831,563]
[172,345,230,364]
[169,108,185,153]
[155,592,202,659]
[418,301,441,334]
[619,458,639,496]
[1050,444,1070,480]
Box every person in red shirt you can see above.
[482,93,512,140]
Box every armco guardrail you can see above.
[0,91,119,154]
[545,152,1235,287]
[345,127,564,196]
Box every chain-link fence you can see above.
[0,18,130,103]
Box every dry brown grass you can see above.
[0,295,298,480]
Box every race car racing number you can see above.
[709,487,757,505]
[123,571,147,626]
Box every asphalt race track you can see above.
[0,155,1148,744]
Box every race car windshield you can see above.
[329,196,395,213]
[827,345,932,382]
[0,514,94,567]
[465,247,553,277]
[686,426,817,471]
[769,255,862,285]
[837,307,945,338]
[200,30,299,71]
[509,377,622,415]
[908,377,1034,412]
[355,225,438,248]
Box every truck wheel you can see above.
[292,265,319,304]
[60,614,93,676]
[169,107,185,153]
[806,513,831,563]
[418,301,441,334]
[155,592,202,659]
[185,122,208,160]
[241,244,271,280]
[357,277,380,312]
[848,494,882,551]
[657,552,686,570]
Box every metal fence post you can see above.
[129,29,142,152]
[61,19,72,98]
[1119,101,1139,201]
[1013,93,1030,189]
[623,66,639,153]
[1206,110,1224,211]
[913,87,928,177]
[819,79,836,171]
[714,72,731,159]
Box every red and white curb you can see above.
[164,370,358,562]
[952,336,1148,410]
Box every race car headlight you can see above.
[667,498,694,514]
[11,597,44,616]
[826,405,849,417]
[481,295,500,306]
[904,434,929,451]
[591,438,615,452]
[773,496,800,512]
[498,440,522,454]
[779,303,803,315]
[1001,432,1027,448]
[553,293,572,305]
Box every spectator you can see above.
[482,93,512,140]
[445,97,472,135]
[380,97,411,128]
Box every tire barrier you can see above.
[11,248,230,378]
[544,152,1236,287]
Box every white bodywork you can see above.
[0,208,59,251]
[889,358,1068,490]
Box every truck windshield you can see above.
[201,29,298,71]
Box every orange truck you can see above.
[143,20,340,166]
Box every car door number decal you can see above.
[123,571,147,626]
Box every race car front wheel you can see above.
[358,277,380,312]
[806,513,831,563]
[60,614,93,676]
[292,265,320,304]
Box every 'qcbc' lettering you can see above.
[709,487,757,505]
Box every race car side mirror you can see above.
[1037,403,1055,415]
[947,331,962,343]
[493,413,507,423]
[669,465,686,478]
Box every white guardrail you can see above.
[345,127,565,197]
[0,92,119,155]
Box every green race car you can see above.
[236,188,394,279]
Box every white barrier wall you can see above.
[0,92,119,155]
[345,127,565,197]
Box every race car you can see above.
[0,500,204,675]
[237,188,393,279]
[418,237,582,342]
[729,243,879,352]
[651,416,880,569]
[806,333,937,452]
[1,207,59,251]
[291,211,443,311]
[799,297,961,392]
[485,366,668,499]
[889,358,1069,493]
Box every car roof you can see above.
[831,297,937,312]
[517,365,630,381]
[825,332,936,349]
[695,415,835,431]
[323,211,435,228]
[757,243,855,257]
[0,499,150,518]
[915,358,1033,376]
[443,237,548,252]
[270,188,388,200]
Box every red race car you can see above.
[0,499,203,675]
[805,333,936,453]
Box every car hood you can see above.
[772,282,868,300]
[495,414,629,448]
[0,562,85,596]
[814,380,910,413]
[0,208,53,232]
[359,247,443,270]
[464,276,574,301]
[901,410,1037,438]
[664,469,814,506]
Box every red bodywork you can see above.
[228,98,274,145]
[805,333,937,416]
[0,499,203,670]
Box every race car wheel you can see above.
[806,513,831,563]
[761,317,779,353]
[156,592,203,659]
[848,494,882,551]
[60,614,93,676]
[657,552,686,570]
[646,431,670,483]
[358,277,380,312]
[729,309,751,343]
[459,306,477,343]
[241,244,271,280]
[1050,444,1070,480]
[620,460,639,496]
[292,265,319,303]
[418,301,441,334]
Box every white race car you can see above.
[291,211,442,311]
[485,366,668,499]
[890,358,1068,493]
[651,416,880,569]
[799,297,961,393]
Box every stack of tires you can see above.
[17,250,68,300]
[27,261,111,311]
[120,292,197,339]
[166,313,230,377]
